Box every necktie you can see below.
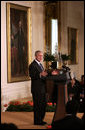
[39,63,44,71]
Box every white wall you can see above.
[1,1,44,111]
[61,1,84,79]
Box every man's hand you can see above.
[40,71,48,77]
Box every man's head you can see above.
[81,75,84,83]
[35,50,43,62]
[65,100,79,115]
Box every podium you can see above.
[46,71,70,122]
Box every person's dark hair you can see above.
[65,100,79,115]
[1,123,18,129]
[35,50,42,56]
[81,75,84,81]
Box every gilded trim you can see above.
[6,3,32,82]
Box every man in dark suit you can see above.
[52,100,84,129]
[29,50,48,125]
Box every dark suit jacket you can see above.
[52,115,84,129]
[29,60,46,94]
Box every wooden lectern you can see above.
[46,71,70,122]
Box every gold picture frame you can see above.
[68,27,78,65]
[7,3,32,83]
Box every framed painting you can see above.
[68,27,78,65]
[6,3,32,83]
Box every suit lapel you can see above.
[33,60,43,72]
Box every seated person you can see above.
[51,100,84,129]
[79,75,84,112]
[67,78,80,102]
[80,75,84,98]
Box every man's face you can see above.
[35,52,43,62]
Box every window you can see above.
[51,19,58,55]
